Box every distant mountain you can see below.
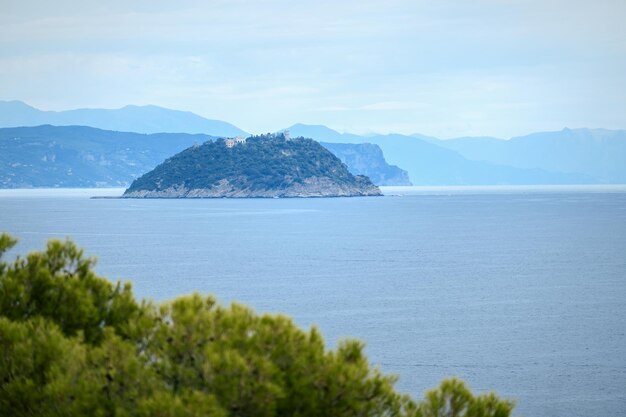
[0,100,247,137]
[435,128,626,183]
[124,134,381,198]
[0,102,410,187]
[0,125,412,188]
[287,124,365,144]
[320,142,411,186]
[3,101,624,186]
[280,125,411,185]
[287,124,593,185]
[0,125,210,187]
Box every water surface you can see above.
[1,186,625,417]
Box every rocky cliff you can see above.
[320,142,412,185]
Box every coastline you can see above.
[2,184,626,199]
[380,184,626,195]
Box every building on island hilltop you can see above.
[225,133,293,148]
[224,136,247,148]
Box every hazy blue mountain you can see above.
[410,132,443,143]
[320,142,412,186]
[287,124,365,144]
[0,125,211,187]
[4,101,623,186]
[287,124,592,185]
[436,128,626,183]
[0,125,395,189]
[0,100,247,137]
[286,125,414,184]
[365,134,592,185]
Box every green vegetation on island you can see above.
[0,234,515,417]
[124,133,381,198]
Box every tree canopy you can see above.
[0,233,515,417]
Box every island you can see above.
[122,133,382,198]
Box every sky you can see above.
[1,0,625,138]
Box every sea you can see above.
[1,185,625,417]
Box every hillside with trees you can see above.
[124,134,382,198]
[0,125,209,188]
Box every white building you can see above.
[225,136,246,148]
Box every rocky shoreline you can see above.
[123,177,382,198]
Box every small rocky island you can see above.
[123,133,382,198]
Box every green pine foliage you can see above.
[0,233,515,417]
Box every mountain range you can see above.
[0,125,213,188]
[2,100,625,186]
[285,125,602,185]
[0,125,407,188]
[0,100,246,137]
[432,128,626,184]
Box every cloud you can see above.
[0,0,625,137]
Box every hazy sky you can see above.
[1,0,625,138]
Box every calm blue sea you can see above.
[1,186,625,417]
